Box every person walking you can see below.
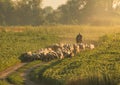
[76,33,82,43]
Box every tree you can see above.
[43,6,54,17]
[57,0,86,24]
[14,0,43,25]
[45,10,62,24]
[0,0,14,25]
[82,0,115,14]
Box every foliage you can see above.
[57,0,85,24]
[0,0,120,25]
[7,72,24,85]
[0,0,14,25]
[14,0,43,25]
[31,33,120,85]
[0,80,9,85]
[0,0,43,26]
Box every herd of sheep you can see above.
[21,43,95,62]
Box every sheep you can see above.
[21,51,33,62]
[89,44,95,50]
[69,44,74,52]
[21,42,95,62]
[27,51,32,56]
[59,43,64,48]
[62,47,71,58]
[56,48,64,59]
[78,43,86,50]
[50,43,61,50]
[85,43,90,49]
[73,44,80,54]
[70,52,75,57]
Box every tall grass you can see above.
[0,80,9,85]
[0,25,120,72]
[30,33,120,85]
[0,28,59,72]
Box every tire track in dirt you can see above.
[0,63,26,79]
[22,63,45,85]
[0,62,46,85]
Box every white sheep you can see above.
[79,43,86,50]
[89,44,95,50]
[73,44,80,54]
[27,51,32,56]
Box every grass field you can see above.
[0,26,59,72]
[30,33,120,85]
[0,25,120,72]
[0,25,120,85]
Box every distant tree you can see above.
[14,0,43,25]
[0,0,14,25]
[80,0,115,21]
[45,10,62,24]
[83,0,114,13]
[0,0,119,25]
[55,0,120,25]
[57,0,86,24]
[43,6,54,17]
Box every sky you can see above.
[42,0,67,9]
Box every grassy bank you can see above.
[30,33,120,85]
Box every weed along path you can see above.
[0,63,26,79]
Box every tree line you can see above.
[0,0,120,26]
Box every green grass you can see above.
[31,33,120,85]
[6,60,42,85]
[0,80,9,85]
[7,72,24,85]
[6,60,57,85]
[0,25,120,85]
[0,28,59,72]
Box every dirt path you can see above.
[0,62,45,85]
[0,63,26,79]
[22,64,45,85]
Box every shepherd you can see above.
[76,33,82,43]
